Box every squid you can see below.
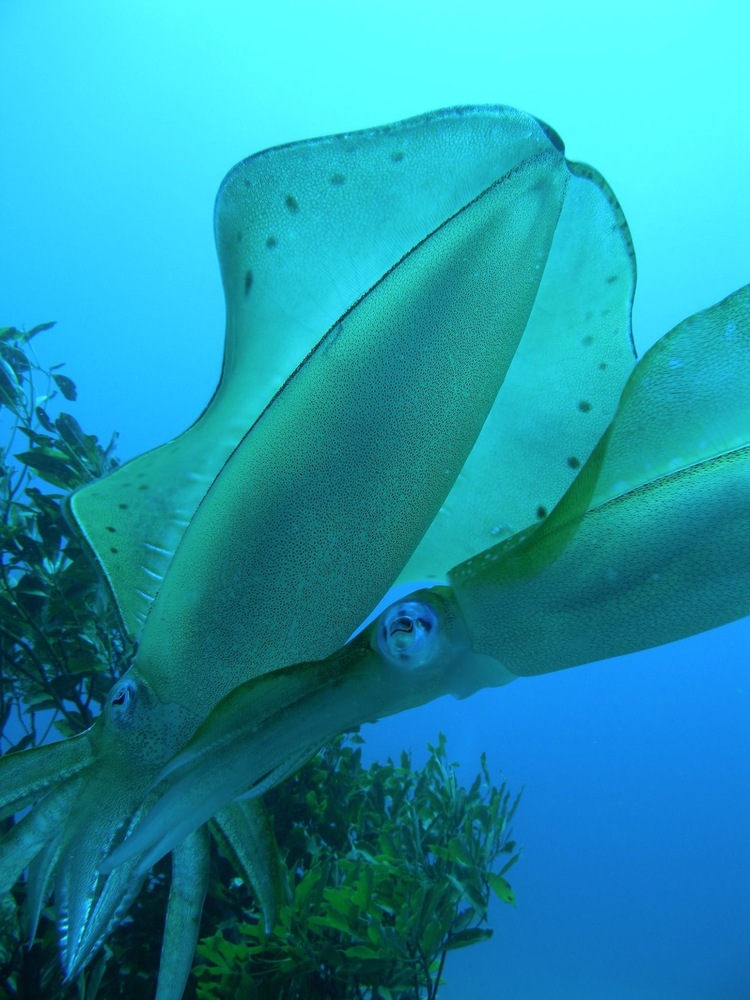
[0,105,748,1000]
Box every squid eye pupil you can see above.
[390,616,415,636]
[377,599,439,670]
[108,679,137,723]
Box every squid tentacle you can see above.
[154,827,210,1000]
[23,831,62,944]
[210,798,288,933]
[54,776,155,977]
[0,731,93,819]
[0,775,84,893]
[60,856,149,981]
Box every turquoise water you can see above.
[2,2,749,997]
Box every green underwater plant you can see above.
[0,321,123,749]
[194,734,519,1000]
[0,105,748,999]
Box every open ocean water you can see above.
[1,2,748,997]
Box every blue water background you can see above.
[2,2,749,997]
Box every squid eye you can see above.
[107,679,137,724]
[376,599,440,670]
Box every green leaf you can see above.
[353,862,374,912]
[14,448,77,489]
[447,836,473,866]
[0,341,31,377]
[0,356,23,409]
[366,919,386,948]
[487,873,517,905]
[499,852,520,878]
[18,425,55,449]
[306,912,353,935]
[445,927,493,950]
[52,372,77,401]
[342,944,379,960]
[451,906,478,934]
[322,886,355,918]
[54,718,84,739]
[421,914,445,958]
[35,405,56,432]
[294,867,322,910]
[20,320,56,343]
[8,734,33,754]
[55,411,108,478]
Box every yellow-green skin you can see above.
[0,106,748,1000]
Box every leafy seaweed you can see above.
[193,735,520,999]
[0,323,521,998]
[0,324,124,750]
